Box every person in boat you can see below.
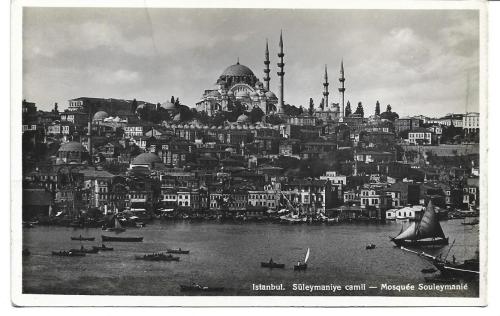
[452,255,456,264]
[269,258,274,263]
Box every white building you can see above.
[463,112,480,134]
[385,205,425,220]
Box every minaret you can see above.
[277,30,285,113]
[264,39,271,91]
[339,59,346,120]
[87,104,92,165]
[323,64,329,110]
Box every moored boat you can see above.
[102,235,143,242]
[104,218,126,233]
[135,253,180,261]
[166,248,190,254]
[391,201,448,247]
[71,235,95,241]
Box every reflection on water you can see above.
[22,220,479,296]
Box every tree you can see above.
[175,97,180,106]
[249,107,265,123]
[131,98,138,113]
[354,102,364,117]
[170,96,175,104]
[308,98,314,115]
[319,98,325,111]
[386,104,392,113]
[345,101,352,117]
[375,101,380,116]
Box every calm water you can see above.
[22,219,480,296]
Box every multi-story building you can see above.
[463,112,480,135]
[408,128,435,145]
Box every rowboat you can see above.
[135,253,180,261]
[261,259,285,269]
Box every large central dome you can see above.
[221,62,255,77]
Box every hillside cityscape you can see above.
[21,30,481,297]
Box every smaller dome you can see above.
[249,91,259,98]
[237,114,250,123]
[265,91,277,99]
[93,111,109,120]
[227,90,234,96]
[59,141,87,152]
[132,153,161,165]
[161,101,176,110]
[173,113,181,121]
[208,90,221,98]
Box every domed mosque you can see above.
[196,38,283,116]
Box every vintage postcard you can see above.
[11,0,488,307]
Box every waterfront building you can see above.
[385,205,424,220]
[22,188,53,220]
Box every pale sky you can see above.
[23,8,479,117]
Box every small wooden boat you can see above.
[102,235,143,242]
[70,247,99,254]
[71,235,95,241]
[92,244,114,251]
[22,249,31,257]
[421,268,437,274]
[261,259,285,269]
[52,251,86,257]
[179,284,224,292]
[366,243,376,250]
[166,248,190,254]
[135,253,180,261]
[294,248,310,271]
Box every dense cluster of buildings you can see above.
[22,33,480,223]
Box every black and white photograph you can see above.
[11,0,488,307]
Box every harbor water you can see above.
[22,219,480,296]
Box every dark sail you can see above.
[394,201,446,241]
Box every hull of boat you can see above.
[135,255,180,261]
[70,237,95,241]
[261,262,285,269]
[167,249,190,254]
[294,264,308,271]
[102,235,143,242]
[392,237,449,247]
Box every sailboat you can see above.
[391,201,448,247]
[294,248,310,271]
[105,217,126,233]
